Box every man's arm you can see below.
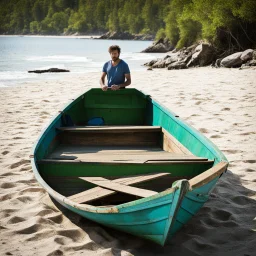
[100,72,108,91]
[118,73,131,88]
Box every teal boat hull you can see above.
[31,88,228,245]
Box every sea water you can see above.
[0,36,165,87]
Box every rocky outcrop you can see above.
[221,49,254,68]
[99,31,154,40]
[144,42,256,70]
[28,68,70,73]
[141,38,174,53]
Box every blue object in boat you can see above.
[87,117,105,126]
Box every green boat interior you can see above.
[37,125,214,206]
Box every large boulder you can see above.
[141,38,174,53]
[220,52,243,67]
[187,43,215,67]
[221,49,255,68]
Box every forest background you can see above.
[0,0,256,51]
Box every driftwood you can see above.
[28,68,70,74]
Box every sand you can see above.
[0,67,255,256]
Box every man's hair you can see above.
[108,45,121,54]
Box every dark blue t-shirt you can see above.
[102,59,130,87]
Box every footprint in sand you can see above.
[24,229,56,242]
[46,249,64,256]
[13,137,23,140]
[195,101,202,105]
[41,111,49,115]
[244,168,255,172]
[10,159,30,169]
[210,135,221,139]
[0,182,17,189]
[231,195,251,206]
[199,128,209,133]
[7,216,26,224]
[56,229,84,242]
[222,149,243,154]
[221,108,230,111]
[243,160,256,163]
[2,151,9,155]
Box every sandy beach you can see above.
[0,68,255,255]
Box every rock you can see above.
[28,68,70,74]
[240,59,256,68]
[187,43,215,67]
[253,50,256,60]
[214,58,223,68]
[165,53,179,65]
[147,67,153,71]
[167,61,187,70]
[220,52,243,68]
[144,59,159,67]
[134,34,155,40]
[99,31,134,40]
[141,38,174,53]
[152,59,166,68]
[99,31,154,40]
[240,49,254,62]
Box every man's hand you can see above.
[111,84,120,91]
[102,85,108,91]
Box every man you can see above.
[100,45,131,91]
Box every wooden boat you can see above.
[31,88,228,246]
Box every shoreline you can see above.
[0,68,255,255]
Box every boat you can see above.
[30,88,228,246]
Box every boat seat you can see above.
[56,125,162,147]
[68,173,170,204]
[41,145,210,164]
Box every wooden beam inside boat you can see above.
[68,173,170,204]
[80,177,158,198]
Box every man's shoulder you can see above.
[104,60,111,66]
[120,59,129,66]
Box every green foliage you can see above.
[155,28,166,41]
[0,0,255,49]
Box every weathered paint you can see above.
[31,88,228,245]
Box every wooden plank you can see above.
[47,144,207,163]
[57,126,161,133]
[58,131,161,147]
[80,177,158,198]
[189,162,228,189]
[69,173,170,204]
[162,128,193,155]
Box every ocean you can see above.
[0,36,165,87]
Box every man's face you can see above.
[110,50,120,62]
